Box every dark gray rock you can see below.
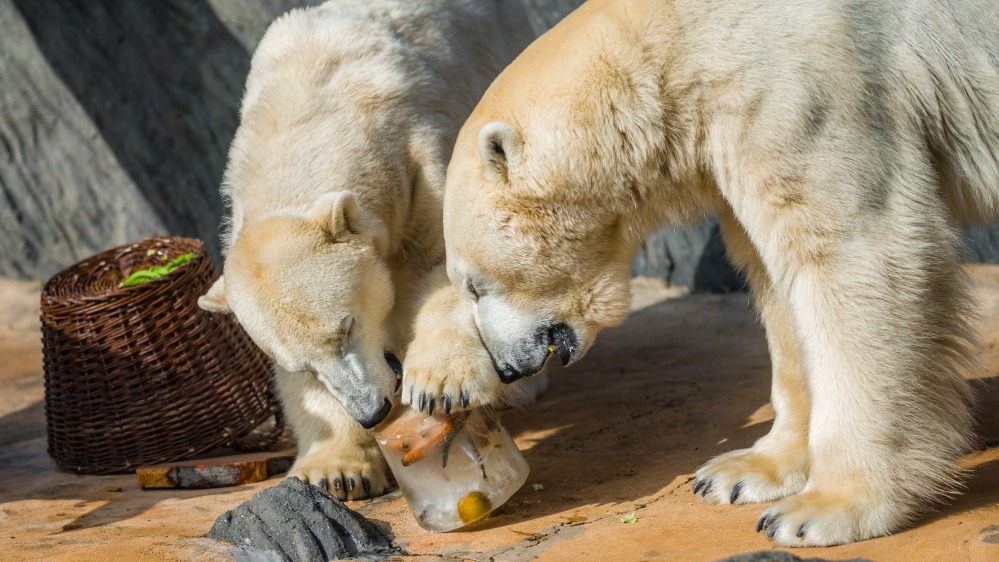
[7,0,250,273]
[521,0,585,35]
[207,476,393,562]
[206,0,326,52]
[0,0,168,279]
[961,223,999,263]
[632,217,747,293]
[716,551,872,562]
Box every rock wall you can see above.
[0,0,171,279]
[2,0,252,277]
[0,0,996,292]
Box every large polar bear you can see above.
[197,0,543,500]
[426,0,999,547]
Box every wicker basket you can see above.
[41,237,282,474]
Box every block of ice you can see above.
[374,406,529,532]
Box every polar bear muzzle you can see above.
[483,318,578,384]
[314,355,395,429]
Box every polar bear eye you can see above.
[465,279,480,301]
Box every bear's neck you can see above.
[502,0,717,248]
[555,0,726,249]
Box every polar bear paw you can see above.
[289,437,390,501]
[755,489,895,547]
[402,339,550,414]
[402,276,508,413]
[402,339,502,415]
[693,442,808,505]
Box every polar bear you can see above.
[427,0,999,546]
[197,0,544,500]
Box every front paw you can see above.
[290,436,390,501]
[693,440,808,505]
[401,341,500,416]
[755,488,895,547]
[403,275,502,414]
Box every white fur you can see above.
[441,0,993,545]
[200,0,539,500]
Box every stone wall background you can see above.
[1,0,996,291]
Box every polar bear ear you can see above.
[311,191,390,254]
[312,191,362,240]
[478,121,522,182]
[198,275,231,314]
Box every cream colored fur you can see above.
[198,0,544,500]
[439,0,997,546]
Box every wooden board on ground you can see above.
[136,449,295,489]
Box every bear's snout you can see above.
[489,322,579,384]
[358,397,393,430]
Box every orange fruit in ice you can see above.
[457,491,492,524]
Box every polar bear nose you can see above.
[358,397,392,429]
[547,323,578,366]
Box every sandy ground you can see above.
[0,269,997,562]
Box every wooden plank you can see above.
[136,450,295,489]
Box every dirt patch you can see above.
[1,271,997,561]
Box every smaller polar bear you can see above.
[423,0,999,547]
[198,0,543,500]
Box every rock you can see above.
[207,476,394,561]
[962,224,999,263]
[632,217,748,293]
[521,0,586,34]
[0,0,168,279]
[206,0,325,52]
[716,551,872,562]
[11,0,256,269]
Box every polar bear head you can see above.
[442,15,687,384]
[199,192,396,428]
[443,117,639,383]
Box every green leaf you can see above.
[620,513,638,524]
[118,252,195,287]
[119,269,163,287]
[166,252,195,271]
[532,483,544,491]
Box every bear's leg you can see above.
[693,209,810,505]
[402,267,547,413]
[732,177,976,546]
[275,364,390,501]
